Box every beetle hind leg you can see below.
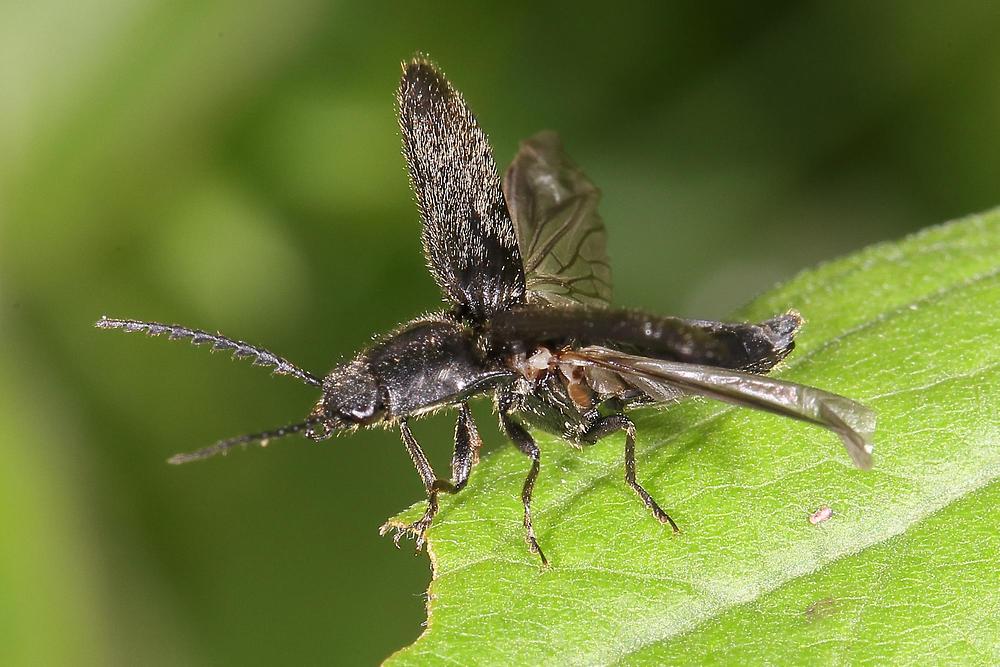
[582,414,679,532]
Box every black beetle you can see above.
[98,56,874,565]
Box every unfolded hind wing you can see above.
[562,346,875,469]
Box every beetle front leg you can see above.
[380,404,482,551]
[450,403,482,492]
[381,419,442,550]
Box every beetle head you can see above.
[306,359,385,439]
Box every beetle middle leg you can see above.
[498,408,548,566]
[381,403,482,550]
[581,414,679,532]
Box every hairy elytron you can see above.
[97,57,875,565]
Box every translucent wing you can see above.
[398,57,526,320]
[563,346,875,469]
[503,131,612,307]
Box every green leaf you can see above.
[385,209,1000,665]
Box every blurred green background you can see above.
[1,2,998,664]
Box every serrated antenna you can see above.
[96,316,322,387]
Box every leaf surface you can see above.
[386,210,1000,666]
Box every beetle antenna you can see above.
[96,316,322,387]
[168,419,323,464]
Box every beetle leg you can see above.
[380,404,481,551]
[498,409,548,566]
[381,419,441,551]
[450,403,482,492]
[582,414,679,532]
